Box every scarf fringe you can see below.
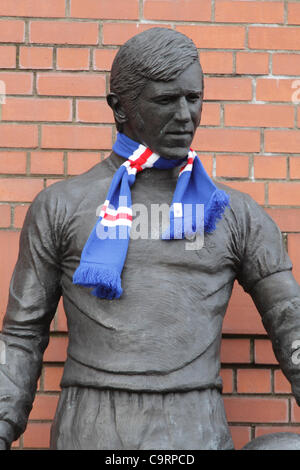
[73,264,122,300]
[204,189,230,233]
[162,190,229,240]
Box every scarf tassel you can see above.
[162,189,229,240]
[73,263,123,300]
[204,189,230,233]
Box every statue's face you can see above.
[123,61,203,160]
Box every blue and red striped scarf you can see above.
[73,132,230,299]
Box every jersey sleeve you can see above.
[0,187,62,447]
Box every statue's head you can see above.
[107,27,203,159]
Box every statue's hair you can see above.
[109,28,201,130]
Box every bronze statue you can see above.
[1,28,300,450]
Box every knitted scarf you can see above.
[73,132,230,300]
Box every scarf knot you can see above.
[73,132,230,300]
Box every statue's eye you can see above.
[155,96,175,105]
[187,94,200,103]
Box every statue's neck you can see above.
[108,151,181,182]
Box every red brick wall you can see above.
[0,0,300,450]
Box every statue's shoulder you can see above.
[215,181,263,215]
[214,181,278,234]
[35,157,113,205]
[26,157,114,228]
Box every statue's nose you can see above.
[174,97,191,122]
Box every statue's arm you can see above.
[250,270,300,404]
[230,193,300,401]
[0,190,62,449]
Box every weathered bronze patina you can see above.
[1,28,300,450]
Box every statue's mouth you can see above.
[166,131,193,136]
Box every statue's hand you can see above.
[0,438,8,450]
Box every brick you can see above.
[77,100,114,123]
[236,52,269,75]
[249,27,300,51]
[11,438,20,449]
[256,78,297,102]
[237,369,271,394]
[144,0,211,21]
[0,232,20,324]
[254,156,286,179]
[0,20,25,43]
[42,125,112,150]
[229,426,251,450]
[196,154,213,177]
[19,46,53,69]
[0,72,33,95]
[193,129,260,153]
[44,366,64,391]
[288,234,300,284]
[71,0,139,19]
[222,181,265,205]
[0,178,43,202]
[200,102,220,126]
[0,205,11,227]
[216,155,249,178]
[221,338,251,364]
[30,21,99,45]
[0,152,27,174]
[255,339,278,365]
[13,204,29,229]
[199,51,233,74]
[274,370,292,394]
[103,23,171,46]
[67,152,101,175]
[290,157,300,179]
[0,0,65,17]
[265,131,300,154]
[0,124,38,148]
[55,298,68,332]
[266,208,300,232]
[273,54,300,76]
[204,77,252,101]
[102,151,111,160]
[269,183,300,206]
[31,152,64,174]
[44,335,68,362]
[291,398,300,422]
[176,25,245,49]
[225,104,294,128]
[215,0,284,24]
[288,3,300,25]
[223,282,265,335]
[46,178,64,187]
[28,394,59,420]
[0,46,16,69]
[37,73,106,97]
[2,98,72,122]
[224,397,288,423]
[255,426,300,438]
[93,49,118,71]
[57,48,90,71]
[220,368,233,393]
[23,423,51,449]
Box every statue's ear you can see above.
[107,93,127,125]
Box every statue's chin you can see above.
[159,149,191,160]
